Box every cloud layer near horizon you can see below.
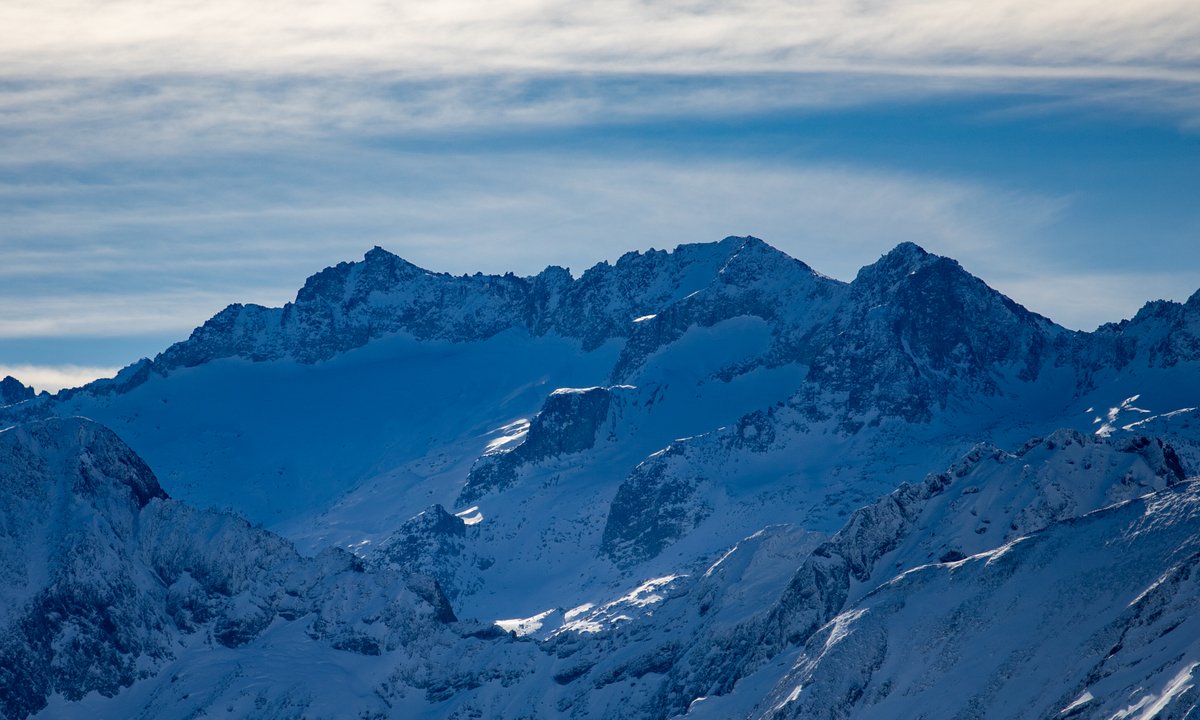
[0,364,120,394]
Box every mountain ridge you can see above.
[3,235,1200,720]
[24,236,1200,410]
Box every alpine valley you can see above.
[3,236,1200,719]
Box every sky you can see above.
[2,0,1199,391]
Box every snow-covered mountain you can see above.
[2,236,1200,719]
[0,418,463,720]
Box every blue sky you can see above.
[2,0,1199,390]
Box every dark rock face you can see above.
[598,444,711,567]
[538,238,798,352]
[798,243,1059,424]
[516,387,617,462]
[372,505,481,602]
[0,576,168,720]
[0,377,35,406]
[0,416,168,513]
[459,386,623,504]
[403,572,459,625]
[379,504,468,567]
[597,410,781,568]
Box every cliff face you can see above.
[459,385,631,504]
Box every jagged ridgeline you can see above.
[2,236,1199,719]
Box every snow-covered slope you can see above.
[8,417,1194,720]
[540,428,1188,720]
[46,331,619,531]
[747,477,1200,720]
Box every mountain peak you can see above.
[1,417,168,508]
[0,375,35,405]
[889,240,931,259]
[364,245,396,261]
[852,242,957,300]
[294,246,429,306]
[872,240,936,270]
[720,234,781,257]
[360,245,429,278]
[715,235,790,263]
[798,241,1060,423]
[719,234,765,249]
[711,236,825,293]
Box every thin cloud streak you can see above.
[0,154,1069,276]
[0,289,295,338]
[2,72,1196,172]
[0,74,974,164]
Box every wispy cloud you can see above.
[0,0,1197,170]
[0,364,120,393]
[4,0,1197,77]
[1,73,1198,170]
[2,153,1067,275]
